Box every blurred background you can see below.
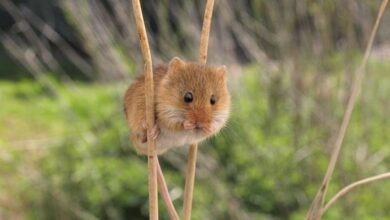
[0,0,389,219]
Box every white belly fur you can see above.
[155,127,206,154]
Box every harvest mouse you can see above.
[124,57,230,155]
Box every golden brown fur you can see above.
[124,57,230,155]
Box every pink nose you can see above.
[193,110,210,124]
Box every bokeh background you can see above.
[1,0,390,219]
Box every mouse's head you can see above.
[157,57,230,137]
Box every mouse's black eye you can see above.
[184,92,193,103]
[210,95,217,105]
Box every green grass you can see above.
[0,81,121,142]
[0,56,389,220]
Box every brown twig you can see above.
[306,0,389,219]
[322,172,390,214]
[157,160,180,220]
[198,0,215,64]
[183,0,215,220]
[183,144,199,220]
[131,1,158,219]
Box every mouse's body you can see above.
[124,57,230,155]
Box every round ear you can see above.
[216,65,227,76]
[168,57,186,71]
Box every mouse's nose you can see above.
[191,109,212,132]
[193,109,210,122]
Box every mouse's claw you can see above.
[148,125,160,140]
[183,120,196,130]
[142,121,147,129]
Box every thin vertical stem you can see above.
[183,144,198,220]
[157,159,180,220]
[183,0,215,220]
[131,1,158,220]
[198,0,215,64]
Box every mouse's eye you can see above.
[210,95,217,105]
[184,92,193,103]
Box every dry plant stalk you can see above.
[131,1,158,219]
[183,144,198,220]
[322,172,390,214]
[183,0,215,219]
[307,0,389,219]
[198,0,215,64]
[157,160,180,220]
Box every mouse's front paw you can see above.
[183,120,196,130]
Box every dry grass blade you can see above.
[157,160,180,220]
[183,0,215,219]
[306,0,389,219]
[322,172,390,214]
[131,0,158,219]
[198,0,215,64]
[183,144,199,220]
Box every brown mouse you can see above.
[124,57,230,155]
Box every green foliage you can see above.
[0,56,389,219]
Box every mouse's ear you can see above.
[168,57,185,71]
[216,65,227,76]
